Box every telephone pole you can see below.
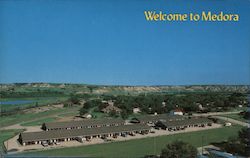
[201,135,204,155]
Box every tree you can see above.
[238,128,250,156]
[121,110,128,119]
[79,108,88,116]
[243,111,250,120]
[35,102,39,107]
[109,110,119,118]
[84,99,102,109]
[87,85,98,93]
[228,93,245,107]
[69,95,80,104]
[160,141,197,158]
[221,128,250,157]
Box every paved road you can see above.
[193,111,242,117]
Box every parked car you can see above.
[154,126,160,130]
[48,142,54,146]
[42,141,48,147]
[224,122,232,127]
[101,136,107,139]
[121,133,127,137]
[55,142,60,145]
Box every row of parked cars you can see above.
[41,141,60,147]
[41,130,157,147]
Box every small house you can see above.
[171,109,184,115]
[133,107,141,114]
[82,113,92,119]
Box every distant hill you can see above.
[1,83,249,95]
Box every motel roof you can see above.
[43,118,125,130]
[20,124,150,143]
[158,117,212,128]
[134,114,185,123]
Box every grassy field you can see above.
[58,112,79,117]
[0,106,80,127]
[0,129,24,153]
[222,113,248,123]
[20,117,57,126]
[22,125,243,158]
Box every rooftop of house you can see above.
[43,118,124,129]
[21,124,150,143]
[158,117,213,128]
[173,108,184,112]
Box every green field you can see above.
[221,113,248,123]
[58,112,78,117]
[0,106,80,127]
[22,125,242,158]
[20,117,57,126]
[0,129,24,153]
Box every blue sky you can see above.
[1,0,250,85]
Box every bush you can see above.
[160,141,197,158]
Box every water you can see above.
[0,100,35,105]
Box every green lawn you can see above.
[20,117,57,126]
[22,125,243,158]
[220,113,248,123]
[91,111,108,118]
[0,129,24,153]
[58,112,78,117]
[128,113,143,120]
[0,106,80,127]
[228,107,247,112]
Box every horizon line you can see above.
[1,82,250,87]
